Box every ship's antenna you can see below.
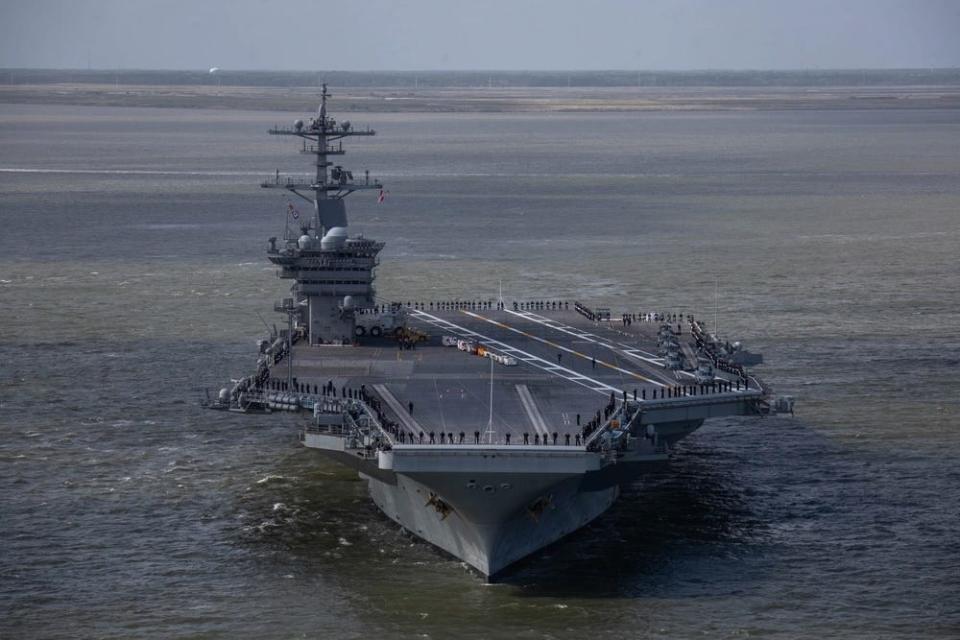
[262,83,381,239]
[498,279,503,308]
[254,310,271,333]
[714,276,719,336]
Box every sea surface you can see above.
[1,102,958,639]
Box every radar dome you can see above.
[320,226,348,250]
[342,295,356,310]
[294,119,304,131]
[298,234,313,250]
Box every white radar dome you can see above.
[320,226,348,250]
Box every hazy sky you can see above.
[1,0,958,71]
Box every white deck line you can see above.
[462,310,666,388]
[372,383,424,436]
[516,384,549,436]
[409,309,622,396]
[511,309,665,364]
[506,309,678,383]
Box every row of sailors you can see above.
[369,300,588,312]
[689,319,748,378]
[513,301,569,311]
[261,378,365,399]
[381,391,621,446]
[380,300,574,312]
[395,301,501,311]
[648,380,746,398]
[261,377,745,401]
[621,313,691,327]
[574,302,601,321]
[385,429,587,447]
[580,392,621,440]
[693,332,747,379]
[358,301,696,321]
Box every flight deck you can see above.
[278,306,762,446]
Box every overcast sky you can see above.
[1,0,958,71]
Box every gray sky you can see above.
[1,0,958,70]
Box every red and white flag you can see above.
[377,189,389,204]
[287,202,300,219]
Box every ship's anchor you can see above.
[425,492,453,520]
[526,494,554,523]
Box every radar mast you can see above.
[262,83,382,237]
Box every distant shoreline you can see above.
[2,83,960,113]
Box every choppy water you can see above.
[1,103,959,639]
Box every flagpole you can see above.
[486,354,495,444]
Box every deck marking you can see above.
[510,309,664,363]
[516,384,549,436]
[372,383,424,436]
[505,309,676,384]
[408,309,622,396]
[460,310,666,387]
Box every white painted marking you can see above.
[506,309,675,380]
[516,384,549,436]
[372,384,424,436]
[461,310,666,387]
[409,309,622,396]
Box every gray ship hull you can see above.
[365,470,619,577]
[297,396,739,577]
[309,417,703,578]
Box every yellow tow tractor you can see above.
[393,326,430,345]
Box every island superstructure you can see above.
[213,86,793,579]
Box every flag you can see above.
[377,189,389,204]
[287,202,300,219]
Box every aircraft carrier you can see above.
[212,86,793,579]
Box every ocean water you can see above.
[1,102,958,639]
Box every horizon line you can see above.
[4,66,960,74]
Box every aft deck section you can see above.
[283,308,759,445]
